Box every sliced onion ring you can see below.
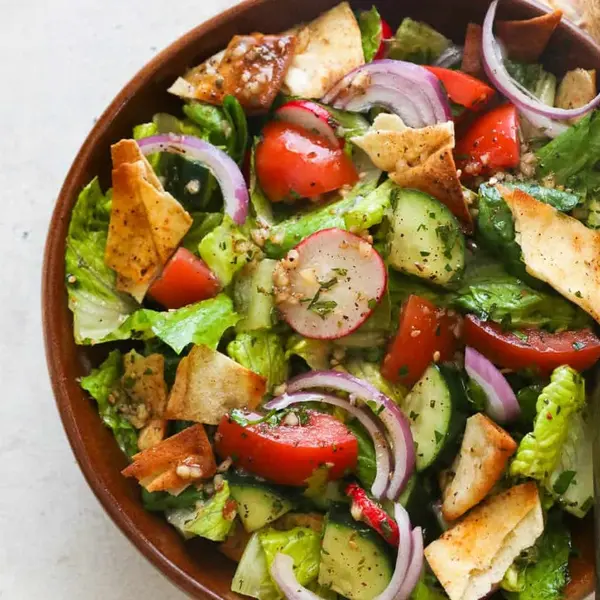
[465,346,521,423]
[265,392,392,500]
[482,0,600,120]
[321,60,451,128]
[396,526,424,600]
[286,370,415,499]
[519,107,569,139]
[270,554,322,600]
[137,134,249,224]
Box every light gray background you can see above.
[0,0,241,597]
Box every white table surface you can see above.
[0,0,241,597]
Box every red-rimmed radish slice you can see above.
[274,228,387,340]
[275,100,342,148]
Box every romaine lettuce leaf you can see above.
[232,533,280,600]
[388,18,451,64]
[259,527,321,589]
[233,259,278,331]
[183,101,231,147]
[358,6,383,62]
[228,331,288,391]
[286,335,332,370]
[199,216,258,286]
[222,95,248,166]
[80,350,139,457]
[181,212,223,252]
[65,179,139,345]
[511,365,586,480]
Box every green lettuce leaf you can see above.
[222,95,249,165]
[181,212,223,252]
[234,259,278,331]
[286,335,332,370]
[232,533,280,600]
[511,365,586,480]
[410,571,447,600]
[346,419,377,488]
[344,359,406,403]
[65,179,139,344]
[503,512,571,600]
[183,101,232,147]
[503,182,580,211]
[344,179,397,232]
[259,527,321,589]
[228,331,288,391]
[199,216,258,286]
[168,481,235,542]
[80,350,138,457]
[388,18,451,64]
[141,487,204,512]
[358,7,383,62]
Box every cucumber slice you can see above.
[228,472,294,532]
[403,365,466,471]
[389,189,465,286]
[234,259,277,331]
[318,505,393,600]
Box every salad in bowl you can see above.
[63,1,599,598]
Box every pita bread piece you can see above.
[122,423,216,493]
[425,482,544,600]
[461,23,484,79]
[169,33,296,113]
[499,185,600,323]
[353,115,472,230]
[105,140,192,301]
[165,344,267,425]
[282,2,365,99]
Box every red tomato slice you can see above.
[464,316,600,374]
[374,18,393,60]
[455,104,520,178]
[149,248,220,309]
[215,410,358,487]
[381,295,460,387]
[255,121,358,203]
[424,66,495,110]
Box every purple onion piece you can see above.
[270,554,323,600]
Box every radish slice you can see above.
[275,100,342,148]
[274,228,387,340]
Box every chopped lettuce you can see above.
[199,216,257,286]
[410,572,447,600]
[227,331,288,391]
[183,101,232,147]
[222,95,248,165]
[141,487,204,512]
[546,410,594,517]
[511,365,586,480]
[454,253,591,331]
[387,270,452,315]
[167,482,235,542]
[358,6,383,62]
[80,350,138,457]
[502,183,580,211]
[262,178,379,258]
[250,139,275,225]
[65,179,139,344]
[503,512,571,600]
[232,533,280,600]
[286,335,332,370]
[346,419,377,489]
[259,527,322,589]
[133,121,158,139]
[181,212,223,252]
[344,359,406,403]
[344,179,397,232]
[388,18,451,64]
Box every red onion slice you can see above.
[519,107,569,139]
[270,554,322,600]
[395,527,424,600]
[265,392,392,500]
[465,346,521,423]
[137,134,249,224]
[286,371,415,499]
[321,60,451,128]
[482,0,600,120]
[374,503,413,600]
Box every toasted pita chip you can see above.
[556,68,597,123]
[122,423,216,493]
[138,419,168,451]
[165,344,266,425]
[123,351,167,416]
[282,2,365,98]
[106,140,192,301]
[442,414,517,521]
[499,185,600,323]
[353,115,472,229]
[169,33,296,113]
[462,23,484,79]
[426,483,544,600]
[497,10,562,62]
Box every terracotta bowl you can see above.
[43,0,600,597]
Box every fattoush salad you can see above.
[66,1,600,599]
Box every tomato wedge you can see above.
[381,295,460,387]
[256,121,358,203]
[374,18,393,60]
[149,248,220,309]
[455,104,520,178]
[425,66,495,110]
[464,316,600,374]
[346,483,399,546]
[215,411,358,487]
